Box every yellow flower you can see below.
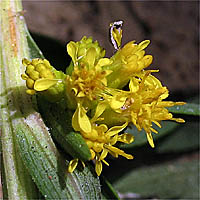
[124,72,185,147]
[21,58,62,94]
[120,40,153,71]
[66,36,106,75]
[65,45,112,109]
[106,40,153,89]
[102,71,185,148]
[68,103,134,176]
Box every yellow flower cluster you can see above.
[107,40,153,89]
[22,21,185,176]
[64,33,185,174]
[69,103,133,176]
[101,70,185,148]
[21,58,57,95]
[21,58,66,102]
[65,39,112,109]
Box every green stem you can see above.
[0,1,38,199]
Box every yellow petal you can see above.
[21,74,28,80]
[67,41,77,64]
[97,124,108,133]
[102,159,109,166]
[77,91,86,97]
[101,77,107,86]
[138,40,150,50]
[68,158,79,173]
[72,107,81,131]
[22,58,30,66]
[100,149,108,160]
[146,132,155,148]
[129,78,139,93]
[118,133,134,144]
[78,104,92,133]
[96,58,112,68]
[86,47,96,68]
[152,120,162,128]
[81,161,86,168]
[143,55,153,67]
[175,102,186,106]
[107,122,128,137]
[106,145,133,159]
[92,102,107,122]
[90,149,96,160]
[110,135,118,145]
[172,118,185,123]
[72,88,78,96]
[135,50,145,60]
[150,128,158,134]
[110,95,127,110]
[34,79,59,91]
[95,160,102,176]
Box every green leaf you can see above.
[100,176,120,200]
[157,120,199,153]
[114,159,199,199]
[121,121,179,148]
[16,123,101,199]
[167,103,200,116]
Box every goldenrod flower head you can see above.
[21,20,186,177]
[69,103,134,176]
[106,71,185,148]
[107,40,153,89]
[65,46,112,109]
[21,58,66,102]
[66,36,105,75]
[21,58,57,94]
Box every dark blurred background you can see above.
[23,1,199,96]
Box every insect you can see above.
[109,20,123,50]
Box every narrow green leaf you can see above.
[100,176,120,200]
[167,103,200,116]
[114,159,199,199]
[157,120,199,153]
[16,122,101,199]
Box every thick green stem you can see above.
[0,1,38,199]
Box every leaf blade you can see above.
[167,103,200,116]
